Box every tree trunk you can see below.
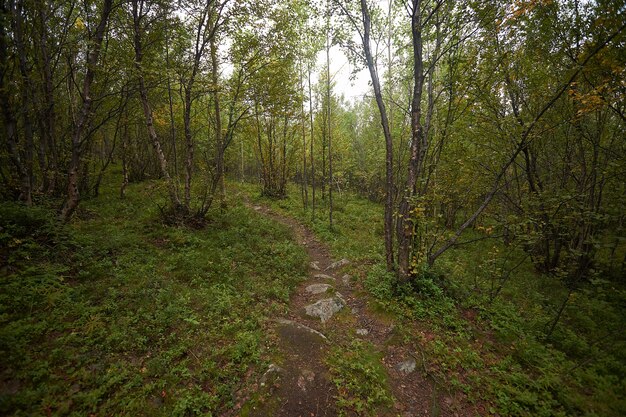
[210,35,226,210]
[255,105,268,193]
[326,8,333,229]
[360,0,394,271]
[0,0,33,205]
[281,115,288,197]
[165,27,178,178]
[59,0,113,221]
[308,65,316,221]
[397,0,425,281]
[300,63,308,209]
[181,3,215,210]
[93,125,118,197]
[183,85,194,209]
[132,0,182,210]
[0,6,30,203]
[35,0,58,194]
[120,111,129,199]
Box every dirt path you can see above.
[241,203,465,417]
[244,204,339,417]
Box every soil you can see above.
[239,203,480,417]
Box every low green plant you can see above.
[0,173,307,416]
[326,339,393,416]
[239,181,626,417]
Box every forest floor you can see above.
[237,196,481,417]
[1,175,624,416]
[236,182,626,417]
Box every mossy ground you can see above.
[0,172,307,416]
[2,175,624,416]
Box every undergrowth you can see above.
[239,180,626,417]
[326,339,393,416]
[0,173,307,416]
[237,181,384,264]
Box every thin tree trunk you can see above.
[300,62,308,209]
[397,0,425,281]
[281,115,288,197]
[10,0,34,204]
[254,104,268,192]
[120,110,129,199]
[360,0,394,271]
[36,0,58,194]
[321,111,326,200]
[308,65,316,221]
[59,0,113,221]
[165,27,178,178]
[0,1,30,203]
[183,85,194,209]
[93,124,118,197]
[210,35,226,210]
[181,2,216,210]
[326,3,333,228]
[132,0,181,210]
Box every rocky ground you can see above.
[237,204,475,417]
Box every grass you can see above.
[0,171,307,416]
[237,181,384,264]
[239,180,626,417]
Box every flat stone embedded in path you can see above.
[297,369,316,392]
[313,273,335,281]
[304,295,346,323]
[276,319,328,341]
[356,328,369,336]
[305,283,332,295]
[326,258,350,271]
[310,261,321,270]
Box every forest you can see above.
[1,0,625,416]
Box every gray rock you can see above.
[313,273,335,281]
[326,258,350,271]
[260,363,283,386]
[341,274,352,286]
[310,261,321,270]
[305,283,332,295]
[396,357,417,375]
[304,296,346,323]
[276,319,328,341]
[356,328,369,336]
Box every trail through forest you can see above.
[1,0,624,414]
[239,201,471,417]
